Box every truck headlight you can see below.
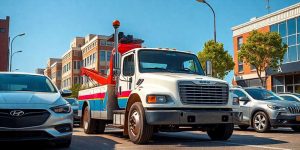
[267,104,286,111]
[232,97,240,105]
[51,104,72,113]
[147,95,167,104]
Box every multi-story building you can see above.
[81,34,113,87]
[61,37,84,89]
[35,68,45,75]
[232,3,300,93]
[0,16,9,71]
[44,58,62,88]
[50,60,62,89]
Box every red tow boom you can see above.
[80,43,142,85]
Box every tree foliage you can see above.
[238,30,287,87]
[69,84,81,98]
[197,40,235,79]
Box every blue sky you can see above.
[0,0,299,83]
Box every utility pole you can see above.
[266,0,271,14]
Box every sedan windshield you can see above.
[0,74,57,93]
[245,88,282,101]
[138,50,205,75]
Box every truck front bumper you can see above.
[145,109,242,125]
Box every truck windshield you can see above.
[0,74,57,93]
[138,50,204,75]
[245,88,283,101]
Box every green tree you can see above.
[69,84,81,98]
[197,40,235,79]
[238,30,287,87]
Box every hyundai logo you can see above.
[10,110,25,117]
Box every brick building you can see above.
[232,3,300,93]
[50,60,62,89]
[81,34,113,87]
[44,58,62,89]
[61,37,84,89]
[0,16,9,71]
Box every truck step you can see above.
[113,110,125,126]
[113,110,125,114]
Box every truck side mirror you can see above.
[206,60,212,77]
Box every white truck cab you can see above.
[78,47,241,144]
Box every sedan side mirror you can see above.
[61,89,72,97]
[239,97,250,102]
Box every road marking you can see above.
[214,141,291,150]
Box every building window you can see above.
[272,17,300,64]
[0,28,5,33]
[237,37,243,51]
[92,53,96,63]
[100,51,106,62]
[238,61,243,73]
[288,46,297,62]
[250,64,256,70]
[270,24,278,32]
[287,18,296,35]
[279,22,287,37]
[107,51,111,63]
[100,40,106,46]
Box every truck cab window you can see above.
[138,50,204,75]
[123,54,135,76]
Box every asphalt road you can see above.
[3,127,300,150]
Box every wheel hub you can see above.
[254,114,266,131]
[129,111,140,136]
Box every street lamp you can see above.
[196,0,216,42]
[10,50,23,72]
[9,33,25,71]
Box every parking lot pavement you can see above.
[2,127,300,150]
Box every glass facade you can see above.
[270,16,300,63]
[272,74,300,93]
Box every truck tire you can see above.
[128,102,153,144]
[252,111,270,133]
[83,106,97,134]
[238,125,250,130]
[291,126,300,132]
[207,123,234,141]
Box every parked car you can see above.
[279,93,300,102]
[65,98,80,125]
[0,72,73,148]
[231,86,300,133]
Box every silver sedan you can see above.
[0,72,73,148]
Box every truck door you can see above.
[118,53,136,109]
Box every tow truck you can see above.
[78,20,241,144]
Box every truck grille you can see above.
[178,81,228,105]
[0,109,50,128]
[287,106,300,114]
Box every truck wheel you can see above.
[83,106,97,134]
[252,111,270,133]
[207,123,234,141]
[291,126,300,132]
[238,125,249,130]
[128,102,153,144]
